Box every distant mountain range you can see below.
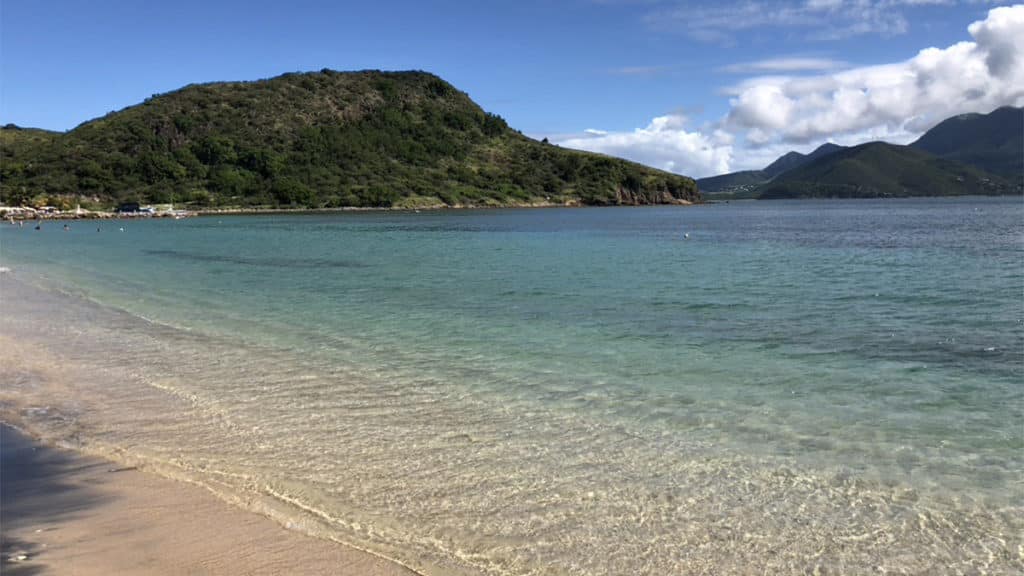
[0,70,697,209]
[699,106,1022,199]
[697,143,845,194]
[759,142,1008,199]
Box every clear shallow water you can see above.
[1,198,1022,574]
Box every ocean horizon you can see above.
[2,197,1021,574]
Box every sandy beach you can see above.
[0,424,417,576]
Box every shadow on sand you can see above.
[1,424,112,573]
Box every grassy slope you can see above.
[0,70,698,209]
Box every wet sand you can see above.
[0,424,418,576]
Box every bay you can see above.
[2,197,1021,574]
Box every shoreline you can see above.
[0,422,420,576]
[7,193,1022,222]
[1,198,698,221]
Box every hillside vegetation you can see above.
[762,143,845,179]
[1,70,698,209]
[758,142,1011,199]
[697,143,845,195]
[910,106,1023,183]
[698,106,1021,199]
[693,169,765,196]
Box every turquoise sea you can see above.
[1,197,1021,574]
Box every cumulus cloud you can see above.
[724,4,1024,145]
[559,5,1024,177]
[559,115,733,178]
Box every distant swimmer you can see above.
[119,227,125,232]
[63,224,70,231]
[34,223,41,230]
[97,227,102,232]
[683,233,690,239]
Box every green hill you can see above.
[697,142,844,195]
[0,70,698,209]
[757,142,1013,199]
[910,106,1023,183]
[762,143,844,179]
[701,106,1022,200]
[693,169,765,195]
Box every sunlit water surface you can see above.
[1,198,1021,574]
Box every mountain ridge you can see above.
[697,106,1021,199]
[763,143,845,179]
[696,142,846,195]
[759,141,1011,199]
[909,105,1023,181]
[0,69,699,209]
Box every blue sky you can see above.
[2,1,1022,177]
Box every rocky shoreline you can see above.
[2,198,697,222]
[1,206,196,221]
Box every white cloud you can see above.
[558,115,733,178]
[969,3,1024,77]
[725,4,1024,145]
[804,0,843,9]
[647,0,921,42]
[559,5,1024,178]
[721,57,848,74]
[606,65,671,76]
